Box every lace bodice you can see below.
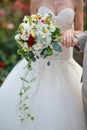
[38,7,75,60]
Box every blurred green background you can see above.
[0,0,87,85]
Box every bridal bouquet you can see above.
[15,13,62,69]
[15,13,62,122]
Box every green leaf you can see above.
[48,13,53,18]
[20,77,30,84]
[51,27,61,41]
[27,51,36,62]
[27,114,31,118]
[52,27,61,37]
[23,106,29,111]
[40,47,53,58]
[19,92,23,97]
[24,96,29,100]
[36,55,39,59]
[20,118,25,123]
[31,116,35,121]
[51,41,62,52]
[47,61,50,66]
[32,57,36,62]
[24,88,26,93]
[28,51,34,58]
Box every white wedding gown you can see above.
[0,7,86,130]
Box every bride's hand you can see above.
[61,29,74,48]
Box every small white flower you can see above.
[20,32,29,41]
[23,16,29,23]
[15,34,20,41]
[33,43,42,51]
[50,25,56,32]
[23,42,28,50]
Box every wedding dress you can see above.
[0,7,86,130]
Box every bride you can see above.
[0,0,86,130]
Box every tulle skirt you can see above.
[0,57,86,130]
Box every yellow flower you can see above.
[34,15,38,19]
[43,28,47,33]
[31,32,35,38]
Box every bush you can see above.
[0,1,30,85]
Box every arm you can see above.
[62,31,87,51]
[62,0,83,47]
[76,31,87,51]
[30,0,40,14]
[74,0,83,31]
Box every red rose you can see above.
[41,20,45,23]
[28,35,35,47]
[38,17,41,20]
[0,62,5,68]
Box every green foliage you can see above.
[18,76,36,122]
[40,46,53,58]
[17,47,36,69]
[52,27,61,40]
[0,36,21,85]
[0,2,24,85]
[51,41,62,52]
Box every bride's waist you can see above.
[46,47,73,60]
[42,53,73,60]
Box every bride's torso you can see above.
[38,7,75,60]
